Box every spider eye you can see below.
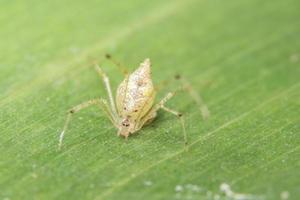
[122,122,130,127]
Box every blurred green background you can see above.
[0,0,299,199]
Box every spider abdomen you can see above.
[116,58,156,120]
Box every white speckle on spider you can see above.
[58,56,209,149]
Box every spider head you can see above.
[118,118,135,138]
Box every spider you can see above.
[58,55,209,149]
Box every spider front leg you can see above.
[95,64,119,119]
[102,54,130,115]
[104,53,129,76]
[58,98,118,149]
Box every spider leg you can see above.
[95,65,119,120]
[58,98,117,150]
[177,75,210,120]
[136,91,188,150]
[155,75,210,120]
[138,91,176,128]
[104,53,129,76]
[160,105,187,147]
[100,54,131,116]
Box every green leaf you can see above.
[0,0,299,199]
